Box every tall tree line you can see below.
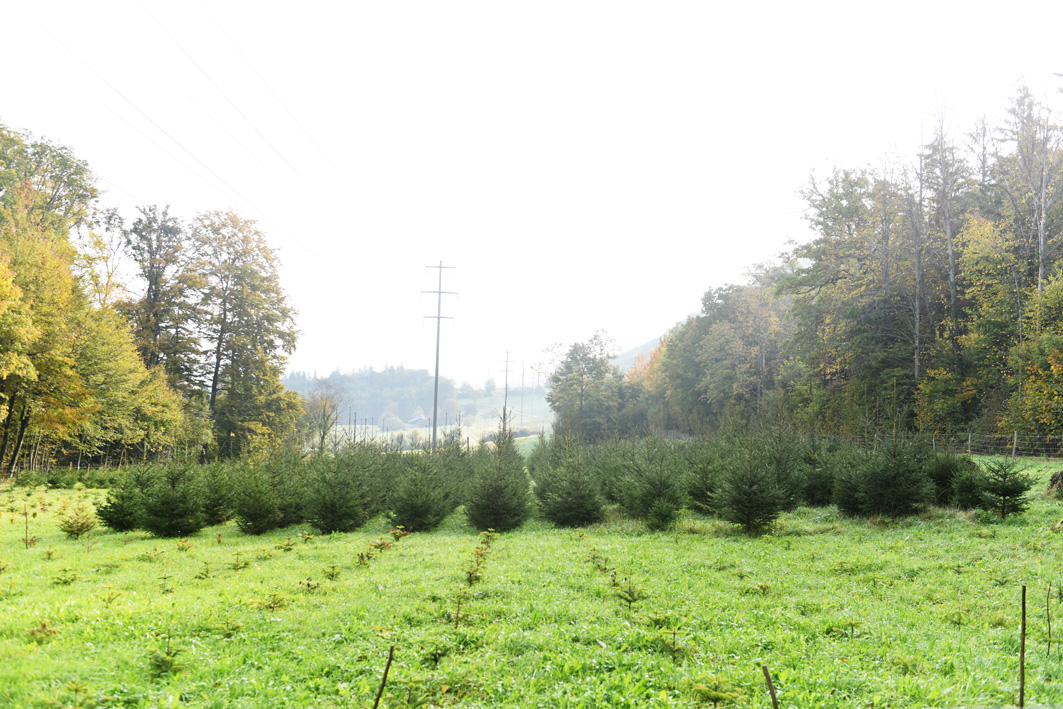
[0,123,299,472]
[558,86,1063,440]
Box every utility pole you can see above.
[500,350,514,431]
[424,262,456,451]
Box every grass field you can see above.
[2,459,1063,708]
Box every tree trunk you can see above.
[209,315,228,410]
[8,406,31,478]
[0,391,16,474]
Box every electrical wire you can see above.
[138,0,319,196]
[198,0,344,176]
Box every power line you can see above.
[38,9,322,262]
[47,27,271,220]
[138,0,319,195]
[198,0,344,176]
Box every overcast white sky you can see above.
[4,1,1061,386]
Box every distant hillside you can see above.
[613,335,664,374]
[284,366,552,435]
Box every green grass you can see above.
[2,459,1063,707]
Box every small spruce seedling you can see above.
[57,502,97,540]
[614,577,649,611]
[147,638,185,678]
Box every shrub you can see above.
[139,464,207,538]
[465,417,531,532]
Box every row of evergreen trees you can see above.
[528,430,1038,534]
[91,425,1038,539]
[95,424,534,538]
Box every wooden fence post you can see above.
[762,665,780,709]
[1021,585,1027,708]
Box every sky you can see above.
[4,1,1062,387]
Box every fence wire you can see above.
[930,433,1063,460]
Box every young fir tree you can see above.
[535,431,605,527]
[952,461,988,510]
[197,461,234,526]
[388,449,455,532]
[305,455,372,534]
[763,428,808,511]
[715,439,783,535]
[139,463,207,538]
[980,458,1036,519]
[465,412,531,532]
[230,461,283,535]
[96,465,154,532]
[618,437,685,531]
[855,440,932,518]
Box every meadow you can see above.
[2,460,1063,708]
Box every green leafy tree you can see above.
[192,211,299,456]
[117,205,203,398]
[194,210,297,411]
[300,379,346,454]
[547,332,624,443]
[0,126,185,471]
